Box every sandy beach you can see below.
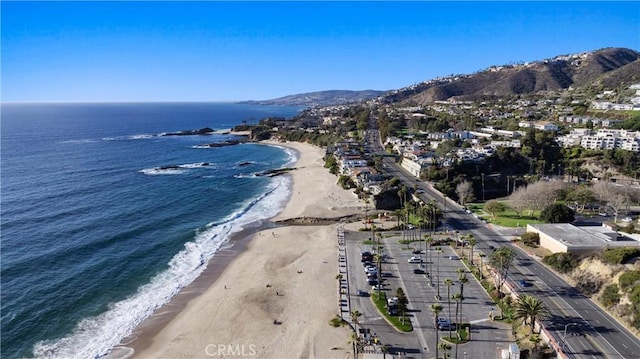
[131,141,365,359]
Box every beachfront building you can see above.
[526,223,640,257]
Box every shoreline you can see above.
[114,140,365,359]
[112,221,269,358]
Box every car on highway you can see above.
[408,256,422,263]
[449,255,460,260]
[357,289,369,297]
[518,279,533,287]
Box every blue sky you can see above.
[2,1,639,102]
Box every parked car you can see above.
[372,284,384,291]
[622,217,633,223]
[412,249,425,254]
[365,267,378,274]
[413,268,425,274]
[449,255,460,260]
[437,318,455,330]
[408,256,422,263]
[367,278,379,285]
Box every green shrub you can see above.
[629,285,640,330]
[601,247,640,265]
[543,253,579,273]
[619,270,640,291]
[521,232,540,247]
[329,316,346,327]
[600,284,621,307]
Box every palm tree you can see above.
[431,303,443,359]
[349,310,363,354]
[438,341,452,359]
[425,235,434,285]
[394,209,403,229]
[435,247,443,300]
[364,198,370,230]
[478,253,486,279]
[514,295,550,333]
[444,278,454,338]
[467,235,477,264]
[350,310,362,329]
[397,186,408,239]
[457,273,469,329]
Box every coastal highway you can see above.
[375,146,640,358]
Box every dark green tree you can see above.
[539,203,575,223]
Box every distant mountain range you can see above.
[239,47,639,108]
[238,90,388,107]
[386,47,640,105]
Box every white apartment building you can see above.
[518,121,558,131]
[579,129,640,152]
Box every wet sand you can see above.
[123,141,365,359]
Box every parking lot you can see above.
[344,228,513,358]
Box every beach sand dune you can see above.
[132,141,361,359]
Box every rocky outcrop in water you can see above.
[198,139,248,148]
[162,127,215,136]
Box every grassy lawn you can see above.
[371,291,413,332]
[467,202,542,228]
[441,323,470,344]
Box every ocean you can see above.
[0,102,304,359]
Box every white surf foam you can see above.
[31,175,292,359]
[102,134,155,141]
[140,162,216,175]
[139,168,186,175]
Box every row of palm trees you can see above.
[395,187,442,242]
[431,267,469,359]
[430,293,549,358]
